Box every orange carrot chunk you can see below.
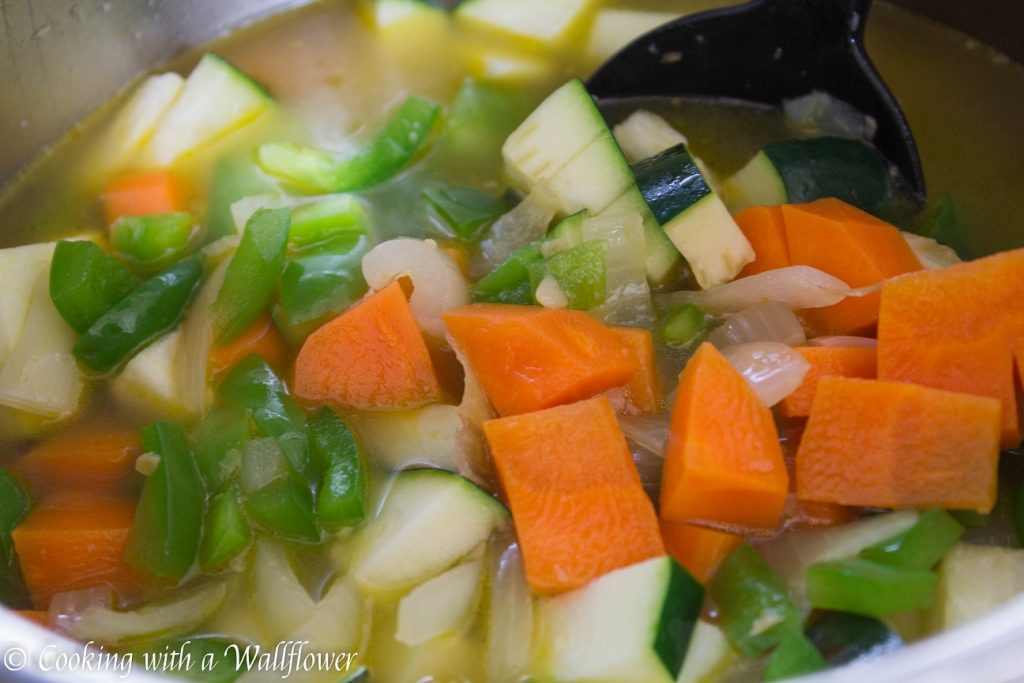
[782,199,921,335]
[612,327,661,414]
[209,313,289,382]
[877,247,1024,448]
[659,520,742,585]
[103,170,189,223]
[483,396,664,594]
[660,342,789,529]
[18,424,142,494]
[796,377,1001,513]
[12,494,140,609]
[778,346,877,418]
[444,304,638,417]
[735,206,790,277]
[788,499,857,529]
[294,281,442,411]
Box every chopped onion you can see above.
[486,535,534,682]
[230,192,291,232]
[453,340,497,489]
[808,335,877,348]
[902,231,962,270]
[480,188,556,266]
[362,237,469,339]
[721,342,811,407]
[534,274,568,308]
[707,301,806,348]
[584,211,654,326]
[49,585,114,634]
[783,90,877,141]
[176,255,232,418]
[618,414,670,458]
[657,266,865,314]
[60,581,227,645]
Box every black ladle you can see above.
[588,0,926,204]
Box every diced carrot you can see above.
[17,424,141,495]
[795,377,1001,512]
[444,304,638,417]
[103,170,189,223]
[294,281,442,411]
[661,343,789,529]
[612,327,661,414]
[659,521,742,585]
[483,396,664,594]
[782,199,921,335]
[777,346,877,418]
[788,499,856,529]
[12,493,141,608]
[15,610,48,627]
[877,247,1024,448]
[441,245,471,278]
[209,313,289,381]
[735,206,789,277]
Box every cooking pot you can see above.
[1,1,1023,681]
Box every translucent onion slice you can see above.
[584,211,654,326]
[902,231,962,270]
[721,342,811,407]
[707,301,806,348]
[486,535,535,682]
[362,237,469,339]
[617,414,670,458]
[807,335,878,348]
[480,188,556,266]
[657,266,867,314]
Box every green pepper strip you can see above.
[244,474,320,543]
[290,195,370,249]
[49,240,139,334]
[528,240,607,311]
[804,611,902,668]
[0,469,30,607]
[257,96,441,193]
[660,304,712,349]
[471,242,543,305]
[111,212,198,274]
[211,207,290,345]
[309,407,368,530]
[805,557,936,616]
[73,254,203,375]
[191,403,251,492]
[423,186,509,243]
[763,630,826,681]
[218,355,312,481]
[860,508,964,570]
[200,482,252,570]
[709,543,802,657]
[125,422,204,579]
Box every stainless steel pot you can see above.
[1,1,1023,681]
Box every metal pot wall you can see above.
[1,1,1023,682]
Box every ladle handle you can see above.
[760,0,873,41]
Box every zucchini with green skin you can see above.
[539,556,703,683]
[502,78,681,283]
[723,137,893,214]
[633,144,754,289]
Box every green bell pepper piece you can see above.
[125,422,204,579]
[207,153,270,241]
[110,212,198,274]
[276,232,370,331]
[290,195,370,249]
[763,630,825,681]
[806,557,936,616]
[860,508,963,570]
[200,482,252,570]
[471,242,543,305]
[244,474,320,543]
[308,408,367,530]
[805,611,902,667]
[661,304,712,349]
[191,404,251,492]
[49,240,139,334]
[423,186,509,242]
[218,356,312,481]
[257,96,441,193]
[710,543,801,657]
[0,469,30,607]
[922,194,969,259]
[74,254,203,375]
[527,240,606,310]
[211,207,290,344]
